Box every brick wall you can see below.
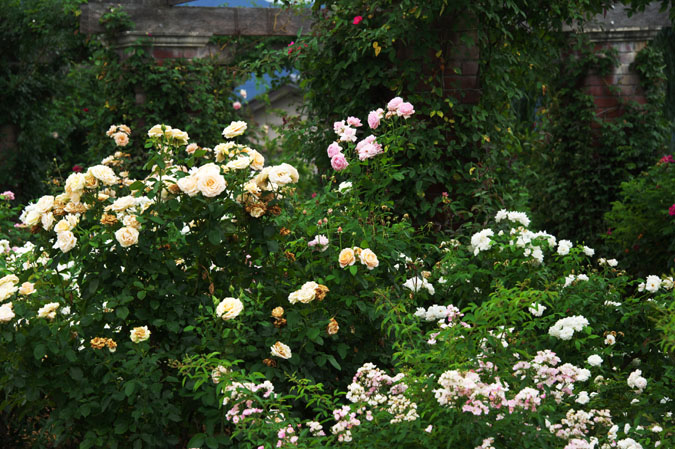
[583,39,649,120]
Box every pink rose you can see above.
[660,154,673,164]
[669,204,675,216]
[1,191,15,200]
[397,102,415,118]
[333,120,346,134]
[233,101,242,110]
[331,153,349,171]
[352,16,363,25]
[346,116,362,127]
[367,109,383,129]
[387,97,403,112]
[327,142,342,158]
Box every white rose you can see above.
[268,163,299,186]
[270,341,292,359]
[222,121,247,139]
[246,149,265,170]
[23,209,42,227]
[54,215,79,233]
[167,128,189,145]
[215,297,244,320]
[587,354,603,366]
[41,212,55,231]
[55,231,77,253]
[213,142,236,162]
[0,283,18,302]
[115,226,139,248]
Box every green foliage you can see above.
[526,37,670,250]
[604,157,675,276]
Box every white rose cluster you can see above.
[495,209,531,227]
[470,229,494,255]
[627,369,647,393]
[403,276,435,295]
[548,315,589,340]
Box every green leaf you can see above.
[349,265,357,276]
[137,290,146,300]
[116,306,129,320]
[187,433,206,448]
[307,327,320,341]
[327,355,341,370]
[124,382,135,397]
[208,228,222,245]
[33,344,46,360]
[205,436,218,449]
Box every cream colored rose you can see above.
[148,124,169,138]
[338,248,356,268]
[65,173,86,201]
[243,180,261,196]
[196,164,227,198]
[38,302,60,320]
[0,275,19,287]
[54,215,79,233]
[106,125,117,137]
[186,143,199,154]
[88,165,119,186]
[0,283,18,302]
[55,231,77,253]
[19,282,35,296]
[214,142,236,162]
[40,212,54,231]
[271,306,284,318]
[245,149,265,170]
[225,155,251,171]
[110,195,136,212]
[35,195,54,214]
[177,175,200,197]
[268,163,299,186]
[115,226,139,248]
[215,297,244,320]
[23,209,41,227]
[84,172,99,189]
[122,214,141,229]
[248,204,266,218]
[130,325,150,343]
[167,128,189,145]
[118,124,131,135]
[113,132,129,147]
[0,303,14,323]
[222,121,247,139]
[270,341,292,359]
[359,248,379,270]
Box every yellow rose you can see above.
[214,142,236,162]
[338,248,356,268]
[271,306,284,318]
[359,248,379,270]
[115,226,139,248]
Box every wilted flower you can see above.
[327,317,339,335]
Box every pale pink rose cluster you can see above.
[222,379,274,425]
[385,97,415,119]
[308,234,329,252]
[355,134,383,161]
[106,124,131,147]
